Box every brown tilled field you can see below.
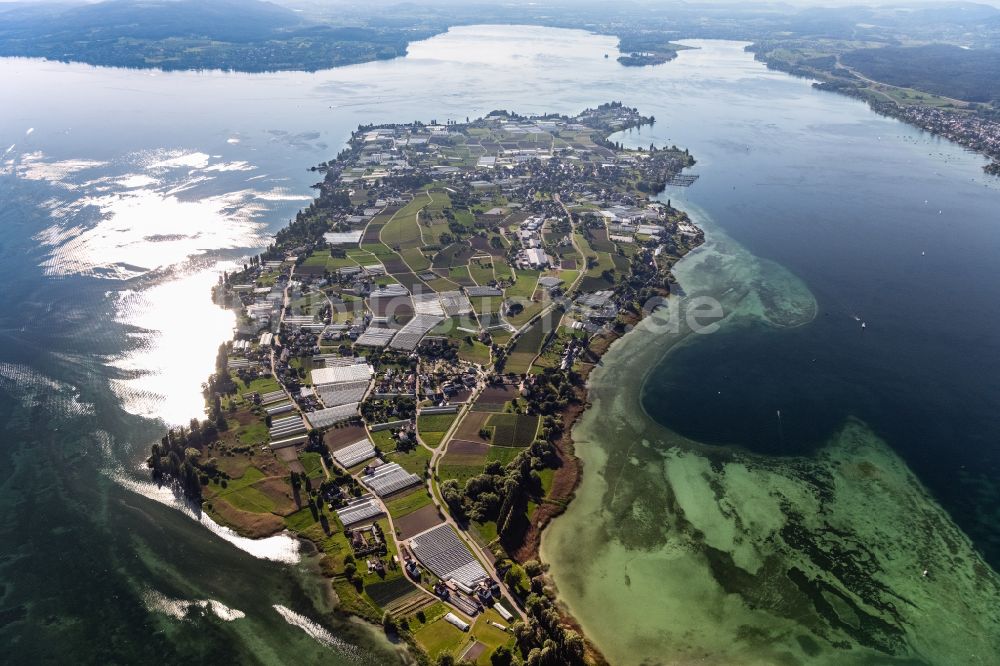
[446,439,489,460]
[452,411,491,441]
[470,235,507,258]
[472,385,515,412]
[369,295,414,319]
[324,424,370,450]
[394,504,445,540]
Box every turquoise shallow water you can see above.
[542,217,1000,665]
[2,29,1000,662]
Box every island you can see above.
[147,102,702,665]
[615,36,693,67]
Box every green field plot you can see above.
[558,269,581,288]
[456,338,491,365]
[387,445,432,476]
[504,317,549,374]
[362,241,398,259]
[298,250,333,275]
[438,461,486,486]
[209,465,297,516]
[505,297,546,329]
[405,600,448,630]
[432,242,475,269]
[327,255,360,271]
[573,232,595,258]
[468,258,495,285]
[452,208,475,227]
[370,428,397,453]
[299,451,325,479]
[485,446,521,467]
[425,221,454,246]
[225,418,267,445]
[425,189,452,210]
[413,608,513,662]
[237,375,281,398]
[585,251,615,276]
[489,328,513,346]
[486,413,539,447]
[384,487,433,518]
[381,196,428,249]
[505,269,540,300]
[284,507,318,533]
[424,276,460,293]
[447,265,475,286]
[492,256,514,280]
[469,611,515,662]
[400,247,432,272]
[346,247,379,262]
[413,617,467,659]
[365,576,415,608]
[418,413,459,433]
[417,413,458,447]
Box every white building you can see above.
[524,248,548,268]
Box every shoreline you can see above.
[534,205,1000,665]
[533,213,714,663]
[749,47,1000,176]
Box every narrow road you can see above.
[554,193,586,295]
[420,377,525,619]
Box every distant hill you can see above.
[0,0,433,71]
[841,44,1000,103]
[0,0,303,42]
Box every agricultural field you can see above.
[505,269,540,300]
[438,438,490,488]
[492,256,514,281]
[456,338,491,366]
[432,242,475,270]
[417,413,458,447]
[412,608,514,664]
[485,445,521,467]
[423,276,459,293]
[485,413,539,447]
[299,451,326,480]
[381,195,429,249]
[447,266,475,286]
[387,444,432,475]
[472,385,516,413]
[468,257,495,285]
[400,247,432,272]
[503,318,549,374]
[385,487,434,519]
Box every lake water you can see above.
[2,26,998,664]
